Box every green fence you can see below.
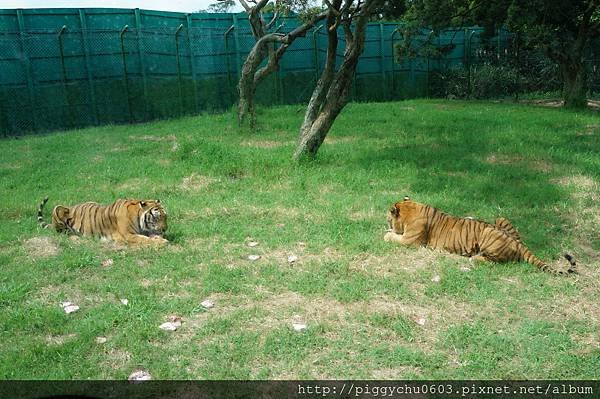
[0,8,530,136]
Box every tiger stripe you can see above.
[36,197,168,246]
[386,198,576,276]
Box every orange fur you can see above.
[384,198,576,275]
[38,198,168,246]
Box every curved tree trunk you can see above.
[293,0,383,160]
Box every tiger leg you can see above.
[384,223,426,246]
[495,217,521,242]
[118,232,168,246]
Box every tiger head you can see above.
[387,196,417,234]
[138,199,168,236]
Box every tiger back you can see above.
[37,197,168,246]
[385,197,576,275]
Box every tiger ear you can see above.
[140,201,146,207]
[403,196,410,201]
[156,199,160,204]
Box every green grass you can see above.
[0,99,598,379]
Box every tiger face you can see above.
[387,196,413,235]
[138,200,167,236]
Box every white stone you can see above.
[128,370,152,381]
[247,241,259,247]
[95,336,107,344]
[287,255,298,264]
[248,254,261,261]
[61,302,80,314]
[120,298,129,306]
[431,275,441,283]
[159,321,180,331]
[201,299,214,309]
[292,323,307,332]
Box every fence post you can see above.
[466,30,476,99]
[425,30,434,98]
[79,9,98,125]
[224,24,235,105]
[186,14,199,113]
[390,27,399,99]
[119,25,133,123]
[16,9,36,132]
[379,23,386,100]
[134,8,149,120]
[232,14,242,81]
[57,25,75,128]
[175,24,184,116]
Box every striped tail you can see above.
[522,247,576,276]
[37,196,49,228]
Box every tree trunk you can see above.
[293,0,382,160]
[561,61,587,109]
[237,9,328,128]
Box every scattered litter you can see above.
[60,302,80,314]
[128,370,152,381]
[431,275,441,283]
[460,266,471,272]
[248,255,261,261]
[200,299,214,309]
[292,323,307,332]
[247,241,259,247]
[287,255,298,264]
[159,315,182,331]
[101,258,113,267]
[159,321,180,331]
[413,316,426,326]
[276,223,285,228]
[120,298,129,306]
[95,336,107,344]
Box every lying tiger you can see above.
[384,197,576,275]
[37,197,168,246]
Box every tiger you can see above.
[37,197,168,246]
[384,197,576,275]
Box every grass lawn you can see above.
[0,99,598,379]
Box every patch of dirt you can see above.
[347,207,380,222]
[45,333,77,346]
[324,136,357,145]
[371,366,421,378]
[130,134,179,151]
[486,154,552,172]
[102,348,132,370]
[23,236,60,258]
[116,178,148,191]
[240,140,290,149]
[180,173,218,192]
[578,124,598,137]
[522,99,600,111]
[485,154,520,165]
[349,247,445,276]
[552,175,600,260]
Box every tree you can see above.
[507,0,599,108]
[406,0,600,108]
[293,0,385,160]
[234,0,329,127]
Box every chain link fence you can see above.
[1,9,599,136]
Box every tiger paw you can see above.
[384,232,398,242]
[150,235,169,245]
